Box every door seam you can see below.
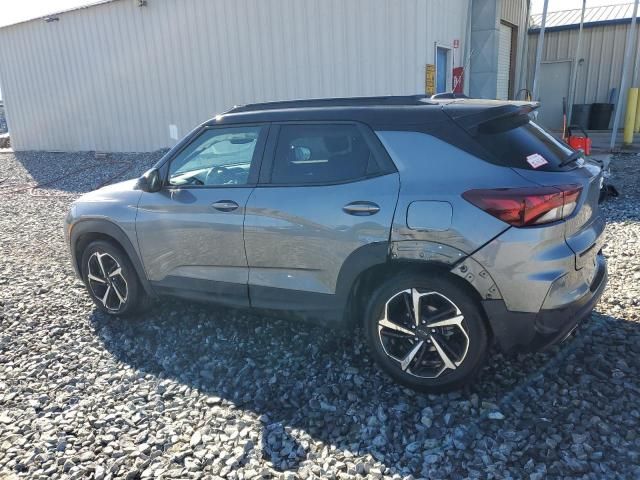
[243,187,256,307]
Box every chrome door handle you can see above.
[343,201,380,216]
[212,200,239,212]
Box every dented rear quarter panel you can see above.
[375,130,533,254]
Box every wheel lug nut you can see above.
[432,329,436,333]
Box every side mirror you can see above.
[136,168,162,193]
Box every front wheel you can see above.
[364,272,488,392]
[81,240,147,316]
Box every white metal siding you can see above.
[527,23,640,104]
[500,0,529,98]
[497,23,512,100]
[0,0,468,152]
[501,0,526,26]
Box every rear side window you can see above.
[271,124,379,184]
[472,117,573,171]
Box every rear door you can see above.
[136,124,268,307]
[243,122,400,314]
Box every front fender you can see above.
[69,218,154,297]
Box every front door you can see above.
[244,122,400,317]
[136,124,268,307]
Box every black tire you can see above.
[364,272,488,392]
[80,240,149,316]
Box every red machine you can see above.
[562,97,592,156]
[565,126,592,156]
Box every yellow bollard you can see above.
[624,87,638,145]
[635,91,640,133]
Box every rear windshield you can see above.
[472,116,573,171]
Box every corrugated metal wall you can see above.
[527,23,639,104]
[501,0,525,26]
[501,0,529,98]
[0,0,467,152]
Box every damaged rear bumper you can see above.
[482,253,608,353]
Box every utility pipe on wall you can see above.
[531,0,549,101]
[567,0,587,126]
[517,0,532,97]
[462,0,474,97]
[610,0,639,150]
[632,15,640,88]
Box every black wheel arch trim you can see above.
[337,242,467,322]
[70,219,155,297]
[336,241,389,293]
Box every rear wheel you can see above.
[364,272,488,392]
[81,240,148,316]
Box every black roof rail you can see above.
[430,92,470,100]
[227,95,434,113]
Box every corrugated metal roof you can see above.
[530,3,636,29]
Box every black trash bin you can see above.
[571,104,591,129]
[589,103,614,130]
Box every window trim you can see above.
[162,123,270,190]
[257,120,396,188]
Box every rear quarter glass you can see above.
[471,116,574,172]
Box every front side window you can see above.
[271,124,377,184]
[168,126,263,186]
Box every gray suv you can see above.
[65,96,607,392]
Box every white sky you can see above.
[0,0,95,28]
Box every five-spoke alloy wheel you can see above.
[81,240,145,316]
[365,272,488,392]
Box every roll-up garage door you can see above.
[497,23,513,100]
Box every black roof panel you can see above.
[205,96,536,129]
[228,95,436,113]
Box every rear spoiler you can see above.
[444,101,540,136]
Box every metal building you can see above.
[527,3,640,129]
[469,0,529,101]
[0,0,528,152]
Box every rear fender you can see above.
[390,240,502,301]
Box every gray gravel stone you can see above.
[1,150,639,479]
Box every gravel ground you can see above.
[0,151,639,479]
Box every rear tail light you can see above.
[462,184,583,227]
